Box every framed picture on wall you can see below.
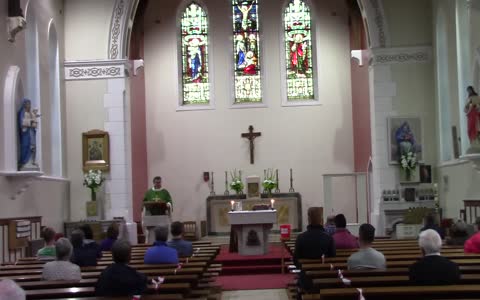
[82,129,110,172]
[387,116,423,164]
[419,165,432,183]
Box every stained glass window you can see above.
[180,2,209,105]
[232,0,262,103]
[284,0,314,100]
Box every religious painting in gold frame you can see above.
[82,129,110,172]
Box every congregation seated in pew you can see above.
[324,215,336,236]
[167,221,193,257]
[332,214,359,249]
[100,223,119,252]
[0,279,25,300]
[144,225,179,264]
[420,213,445,239]
[37,227,56,260]
[347,223,386,270]
[71,229,99,267]
[446,219,469,246]
[42,238,81,281]
[409,229,460,285]
[79,224,103,258]
[96,239,147,297]
[294,207,335,292]
[464,217,480,253]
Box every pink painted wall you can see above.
[130,67,148,222]
[351,51,372,172]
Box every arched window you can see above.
[48,22,63,176]
[232,0,262,104]
[180,2,210,106]
[283,0,314,101]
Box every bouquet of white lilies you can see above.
[229,169,244,194]
[83,169,105,192]
[400,151,417,178]
[262,168,277,193]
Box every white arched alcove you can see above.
[48,20,63,177]
[24,1,42,171]
[1,66,37,175]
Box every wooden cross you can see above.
[241,125,261,164]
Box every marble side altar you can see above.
[206,193,302,235]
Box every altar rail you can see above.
[0,216,42,264]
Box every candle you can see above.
[270,198,275,209]
[230,200,235,211]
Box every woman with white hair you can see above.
[409,229,460,285]
[0,279,25,300]
[42,238,81,281]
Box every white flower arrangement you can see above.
[399,151,417,178]
[83,169,105,192]
[262,168,277,192]
[229,169,244,194]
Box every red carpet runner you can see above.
[214,244,295,290]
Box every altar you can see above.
[228,210,277,255]
[206,193,302,235]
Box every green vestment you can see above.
[143,188,172,215]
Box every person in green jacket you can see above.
[143,176,172,215]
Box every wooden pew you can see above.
[309,285,480,300]
[298,253,480,264]
[300,258,480,271]
[312,274,480,289]
[306,266,480,279]
[25,286,189,300]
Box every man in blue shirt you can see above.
[167,221,193,257]
[144,226,178,264]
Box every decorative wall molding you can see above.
[64,59,130,80]
[371,46,432,65]
[108,0,139,59]
[358,0,389,48]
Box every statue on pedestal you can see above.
[464,86,480,153]
[18,99,40,171]
[7,0,26,43]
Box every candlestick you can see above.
[230,200,235,211]
[270,198,275,210]
[289,168,295,192]
[224,171,229,195]
[210,172,215,196]
[275,169,280,193]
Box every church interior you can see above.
[2,0,480,299]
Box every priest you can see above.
[142,176,172,243]
[143,176,172,214]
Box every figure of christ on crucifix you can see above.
[241,125,261,164]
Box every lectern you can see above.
[228,210,277,255]
[142,202,171,244]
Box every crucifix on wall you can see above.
[241,125,261,164]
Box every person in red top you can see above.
[332,214,359,249]
[464,217,480,253]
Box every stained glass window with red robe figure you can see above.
[181,2,210,105]
[232,0,262,103]
[284,0,314,100]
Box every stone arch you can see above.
[356,0,389,48]
[108,0,140,59]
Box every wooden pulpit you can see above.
[142,202,171,244]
